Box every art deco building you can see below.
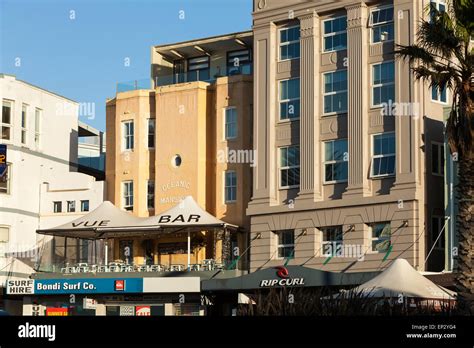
[247,0,449,273]
[106,32,254,269]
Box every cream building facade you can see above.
[106,32,254,269]
[247,0,448,273]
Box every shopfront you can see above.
[7,276,205,316]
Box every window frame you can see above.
[122,120,134,152]
[369,222,391,253]
[322,16,348,53]
[278,78,300,121]
[67,200,76,213]
[53,201,62,213]
[224,170,237,203]
[122,180,134,211]
[371,61,395,108]
[147,180,155,210]
[80,200,90,212]
[0,225,10,244]
[323,139,349,184]
[275,229,295,260]
[226,49,252,76]
[34,108,41,149]
[431,142,445,176]
[147,119,155,149]
[431,84,448,104]
[431,215,445,250]
[278,25,301,62]
[21,104,28,145]
[322,69,348,115]
[321,226,343,257]
[1,100,13,143]
[224,107,238,140]
[371,132,396,178]
[0,163,12,195]
[279,145,300,189]
[370,6,395,44]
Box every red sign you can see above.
[135,306,151,316]
[115,280,125,291]
[46,307,68,316]
[275,266,289,279]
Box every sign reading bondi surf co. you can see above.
[259,266,305,288]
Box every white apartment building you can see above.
[0,74,105,295]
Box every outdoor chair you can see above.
[97,265,108,272]
[121,264,134,272]
[77,263,89,273]
[170,264,185,272]
[190,264,201,271]
[109,264,121,272]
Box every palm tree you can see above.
[396,0,473,313]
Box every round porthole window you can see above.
[172,154,182,167]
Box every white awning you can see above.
[36,197,237,238]
[139,196,238,230]
[340,259,456,300]
[36,201,145,239]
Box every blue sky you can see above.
[0,0,253,131]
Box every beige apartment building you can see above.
[247,0,448,273]
[106,32,254,269]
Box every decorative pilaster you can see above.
[298,11,322,202]
[344,3,371,197]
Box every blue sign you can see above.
[0,144,6,180]
[34,278,143,294]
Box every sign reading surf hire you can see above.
[6,280,35,294]
[0,144,7,180]
[259,266,305,287]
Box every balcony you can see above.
[116,64,252,93]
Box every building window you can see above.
[323,16,347,52]
[322,226,343,256]
[0,163,11,194]
[279,26,300,61]
[279,78,300,120]
[147,180,154,210]
[275,230,295,259]
[224,107,237,140]
[81,200,89,212]
[372,61,395,107]
[430,0,446,20]
[372,133,396,177]
[224,171,237,203]
[432,143,445,176]
[431,216,445,249]
[122,120,134,151]
[188,56,210,81]
[0,226,10,245]
[324,139,348,183]
[53,201,62,213]
[123,181,134,211]
[323,70,348,114]
[34,108,41,148]
[370,7,394,43]
[227,49,252,75]
[370,223,391,252]
[21,104,28,145]
[280,145,300,188]
[1,100,13,141]
[67,201,76,213]
[148,119,155,149]
[431,84,447,103]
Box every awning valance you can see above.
[36,196,237,239]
